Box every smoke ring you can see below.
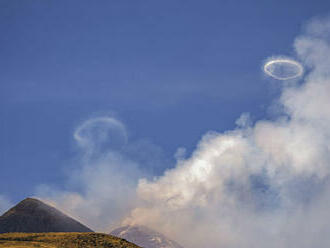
[263,58,304,80]
[74,117,128,151]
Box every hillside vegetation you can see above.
[0,232,141,248]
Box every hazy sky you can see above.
[1,0,330,204]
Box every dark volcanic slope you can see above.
[110,225,184,248]
[0,198,93,233]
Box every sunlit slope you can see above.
[0,232,141,248]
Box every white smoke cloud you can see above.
[121,17,330,248]
[36,116,169,231]
[36,117,143,231]
[36,16,330,248]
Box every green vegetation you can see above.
[0,232,141,248]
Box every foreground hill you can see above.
[0,198,93,233]
[0,232,141,248]
[110,225,184,248]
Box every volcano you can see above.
[0,198,93,233]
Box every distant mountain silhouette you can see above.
[110,225,184,248]
[0,198,93,233]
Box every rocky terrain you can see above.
[110,225,183,248]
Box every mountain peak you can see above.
[110,224,184,248]
[0,197,93,233]
[2,198,45,216]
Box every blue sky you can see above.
[1,0,330,203]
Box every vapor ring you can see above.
[263,58,304,80]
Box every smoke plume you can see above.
[36,117,143,230]
[123,17,330,248]
[38,17,330,248]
